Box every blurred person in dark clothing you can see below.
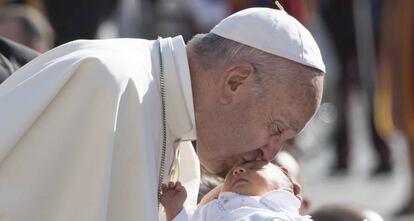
[0,4,49,84]
[310,204,384,221]
[0,0,46,12]
[0,37,39,84]
[319,0,392,176]
[0,4,54,52]
[42,0,118,45]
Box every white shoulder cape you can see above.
[0,36,199,221]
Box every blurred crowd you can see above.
[0,0,413,219]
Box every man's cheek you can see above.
[200,160,222,175]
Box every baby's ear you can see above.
[293,182,302,196]
[280,167,290,175]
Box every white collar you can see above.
[158,36,196,141]
[260,189,301,213]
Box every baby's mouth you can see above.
[232,178,248,187]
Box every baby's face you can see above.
[221,160,294,196]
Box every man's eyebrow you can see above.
[267,118,287,132]
[267,114,300,134]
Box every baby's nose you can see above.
[232,167,246,175]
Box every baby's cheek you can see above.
[265,177,284,191]
[221,180,232,192]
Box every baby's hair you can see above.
[269,163,295,191]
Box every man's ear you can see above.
[219,64,254,104]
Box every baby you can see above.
[160,160,312,221]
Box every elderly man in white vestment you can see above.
[0,7,325,221]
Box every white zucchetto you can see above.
[210,7,326,73]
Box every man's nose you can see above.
[232,167,246,175]
[259,141,282,161]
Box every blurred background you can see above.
[0,0,413,220]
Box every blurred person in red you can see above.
[226,0,310,25]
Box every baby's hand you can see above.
[160,181,187,221]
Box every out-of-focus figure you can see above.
[0,4,51,83]
[319,0,392,176]
[116,0,229,40]
[310,204,384,221]
[376,0,414,216]
[226,0,309,24]
[0,37,39,84]
[42,0,117,45]
[0,4,54,52]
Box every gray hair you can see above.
[187,33,285,94]
[187,33,322,95]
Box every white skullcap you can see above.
[210,7,326,73]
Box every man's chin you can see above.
[200,162,231,178]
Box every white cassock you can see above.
[173,190,312,221]
[0,36,200,221]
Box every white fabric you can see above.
[173,190,312,221]
[0,36,199,221]
[210,7,326,73]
